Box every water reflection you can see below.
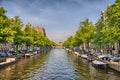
[0,49,120,80]
[0,53,48,80]
[30,49,77,80]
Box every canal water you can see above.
[0,49,120,80]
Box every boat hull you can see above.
[0,58,18,69]
[92,60,108,69]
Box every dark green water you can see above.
[0,49,120,80]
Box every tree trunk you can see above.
[118,41,120,54]
[16,45,18,51]
[114,43,118,55]
[87,42,90,52]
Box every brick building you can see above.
[33,26,46,36]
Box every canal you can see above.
[0,49,120,80]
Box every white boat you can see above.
[0,58,17,68]
[33,51,38,55]
[80,54,88,59]
[74,51,80,56]
[97,55,109,59]
[92,60,108,69]
[24,53,34,58]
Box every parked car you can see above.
[33,51,38,55]
[36,50,41,53]
[108,56,120,62]
[0,52,7,57]
[5,51,13,57]
[9,51,17,55]
[98,55,109,59]
[18,50,28,54]
[74,48,84,53]
[92,52,101,57]
[28,49,33,53]
[97,54,112,60]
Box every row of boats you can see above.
[65,48,120,70]
[0,47,52,69]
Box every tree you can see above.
[74,19,95,50]
[0,16,15,51]
[24,23,33,49]
[105,0,120,41]
[106,0,120,28]
[103,0,120,54]
[0,7,7,18]
[10,16,24,51]
[63,36,74,47]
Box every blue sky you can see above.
[0,0,115,43]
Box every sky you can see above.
[0,0,115,43]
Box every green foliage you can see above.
[11,16,24,46]
[74,19,95,46]
[0,17,15,44]
[63,36,74,47]
[101,27,120,44]
[0,7,15,46]
[106,0,120,28]
[0,7,7,18]
[63,19,96,47]
[24,23,34,47]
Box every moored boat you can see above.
[92,60,108,69]
[24,53,34,58]
[0,58,18,68]
[74,51,80,56]
[80,54,88,59]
